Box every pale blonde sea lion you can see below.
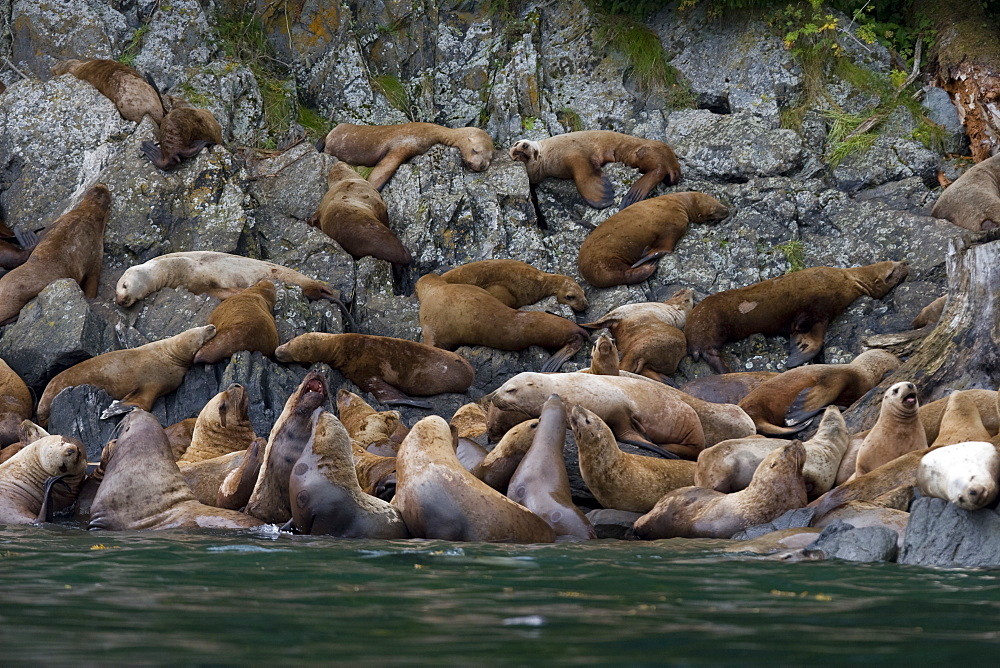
[0,433,86,523]
[855,382,927,477]
[917,441,1000,510]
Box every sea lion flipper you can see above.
[35,475,68,523]
[617,437,680,459]
[540,343,579,373]
[630,249,668,269]
[368,149,410,191]
[620,172,660,210]
[140,140,168,169]
[12,224,37,250]
[360,377,432,409]
[572,167,614,209]
[785,386,828,426]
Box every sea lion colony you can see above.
[0,54,991,548]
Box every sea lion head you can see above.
[292,370,330,417]
[115,265,149,307]
[327,160,362,185]
[556,277,589,311]
[490,372,547,413]
[508,140,541,164]
[455,128,494,172]
[765,439,807,476]
[682,192,730,223]
[214,383,250,430]
[865,261,909,299]
[884,381,919,418]
[35,435,86,478]
[52,59,84,76]
[920,441,999,511]
[274,333,332,364]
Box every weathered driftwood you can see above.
[844,230,1000,433]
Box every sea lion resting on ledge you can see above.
[317,122,494,191]
[440,259,588,312]
[52,58,165,125]
[141,98,223,171]
[686,261,909,374]
[931,153,1000,231]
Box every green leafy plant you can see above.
[775,239,806,272]
[373,74,411,116]
[117,24,150,67]
[557,107,584,132]
[522,115,537,131]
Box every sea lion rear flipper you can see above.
[540,342,581,373]
[100,401,138,420]
[630,248,668,269]
[35,475,68,523]
[12,224,37,250]
[785,386,829,426]
[571,167,614,209]
[360,377,432,409]
[140,140,168,169]
[619,172,661,211]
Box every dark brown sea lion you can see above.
[633,440,808,539]
[164,417,197,460]
[177,384,256,464]
[52,58,165,124]
[686,261,909,373]
[317,122,494,190]
[0,183,110,324]
[141,102,223,171]
[244,371,329,524]
[509,130,682,210]
[855,382,927,477]
[471,419,538,490]
[89,409,263,530]
[0,432,86,523]
[275,333,474,406]
[680,371,780,405]
[288,411,409,538]
[0,240,34,271]
[930,153,1000,231]
[440,259,588,312]
[577,193,729,287]
[36,325,217,426]
[416,273,589,373]
[193,280,279,365]
[217,437,265,510]
[392,415,555,542]
[911,295,946,328]
[0,359,33,447]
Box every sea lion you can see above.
[917,441,1000,511]
[471,418,538,490]
[317,122,494,190]
[0,239,34,271]
[440,259,588,312]
[686,261,909,373]
[578,334,621,375]
[36,325,217,426]
[73,440,111,524]
[275,333,474,405]
[336,389,403,449]
[581,288,694,380]
[930,153,1000,231]
[392,415,555,542]
[0,183,110,325]
[812,501,909,549]
[919,389,998,444]
[737,349,900,436]
[192,280,278,365]
[486,401,533,443]
[507,395,595,540]
[491,372,705,458]
[567,404,696,513]
[164,417,197,460]
[416,273,589,373]
[679,371,780,405]
[929,390,993,446]
[0,442,25,464]
[52,58,165,124]
[0,359,33,447]
[855,381,927,477]
[0,432,86,523]
[178,450,245,506]
[177,384,256,464]
[577,193,729,287]
[351,439,398,500]
[141,102,223,171]
[509,130,682,210]
[217,437,265,510]
[288,411,409,537]
[307,161,411,273]
[911,295,946,328]
[244,371,329,524]
[450,403,489,471]
[89,409,263,531]
[632,440,808,539]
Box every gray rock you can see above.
[11,0,130,77]
[899,496,1000,568]
[149,362,221,427]
[169,61,265,144]
[922,86,966,154]
[831,135,939,193]
[132,0,214,89]
[803,520,899,562]
[732,507,816,540]
[46,384,120,461]
[119,287,217,345]
[586,509,642,540]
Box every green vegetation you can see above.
[176,81,212,108]
[297,104,330,142]
[117,24,150,67]
[522,116,537,131]
[373,74,411,117]
[557,107,584,132]
[776,239,806,272]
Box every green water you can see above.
[2,525,999,664]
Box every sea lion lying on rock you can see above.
[440,259,588,312]
[52,58,165,124]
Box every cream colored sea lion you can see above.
[417,273,589,373]
[317,122,494,190]
[177,384,256,464]
[0,183,110,325]
[509,130,681,210]
[567,404,696,513]
[440,259,588,312]
[52,58,165,124]
[679,371,780,405]
[141,102,223,171]
[392,415,554,542]
[737,349,900,436]
[0,433,86,523]
[244,371,329,524]
[632,440,808,539]
[930,153,1000,231]
[193,280,279,365]
[36,325,217,426]
[577,194,729,287]
[855,382,927,477]
[917,441,1000,510]
[507,395,594,540]
[89,409,263,530]
[178,450,245,506]
[0,359,33,447]
[307,161,411,271]
[471,418,538,490]
[582,288,694,380]
[336,389,403,449]
[288,411,409,537]
[929,391,993,446]
[686,261,909,373]
[275,333,474,405]
[216,437,265,510]
[911,295,946,328]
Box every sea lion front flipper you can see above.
[570,164,614,209]
[630,248,669,269]
[35,475,68,523]
[367,149,412,191]
[785,385,832,426]
[787,319,826,368]
[12,224,37,250]
[617,437,680,459]
[620,171,662,211]
[359,377,432,409]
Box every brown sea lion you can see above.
[911,295,946,328]
[36,325,217,426]
[582,288,694,380]
[52,58,165,125]
[73,440,112,524]
[141,102,223,171]
[567,404,696,513]
[288,411,409,538]
[929,391,993,447]
[0,240,34,271]
[0,359,33,447]
[633,440,808,539]
[509,130,682,210]
[217,437,265,510]
[308,161,411,272]
[0,432,86,523]
[336,390,403,449]
[178,384,256,464]
[919,389,998,444]
[275,333,475,405]
[0,442,26,464]
[507,395,595,540]
[917,441,1000,511]
[178,450,245,506]
[350,439,397,500]
[164,417,197,460]
[855,382,928,477]
[392,415,555,542]
[686,261,909,373]
[812,501,909,548]
[930,153,1000,231]
[578,334,620,375]
[416,273,589,373]
[244,371,329,524]
[89,409,263,530]
[471,419,538,490]
[193,280,279,365]
[486,401,532,443]
[440,259,588,312]
[317,122,494,190]
[737,349,900,436]
[680,371,780,405]
[0,183,110,325]
[577,193,729,287]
